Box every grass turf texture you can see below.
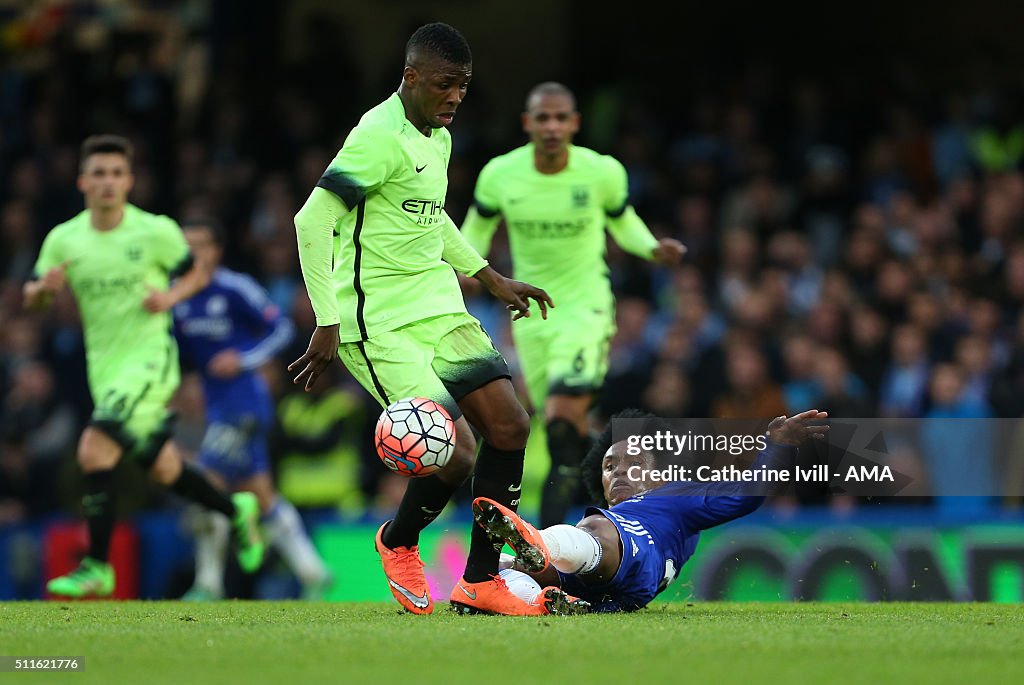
[2,602,1022,685]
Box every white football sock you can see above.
[499,568,543,603]
[263,497,329,587]
[193,508,229,596]
[540,524,603,575]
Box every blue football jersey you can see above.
[559,443,796,611]
[173,267,294,419]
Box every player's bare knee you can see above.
[78,427,122,472]
[148,442,183,486]
[77,448,115,473]
[149,460,180,486]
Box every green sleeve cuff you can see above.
[460,205,500,258]
[315,314,341,326]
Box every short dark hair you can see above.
[582,408,662,506]
[181,217,225,245]
[80,134,134,169]
[526,82,577,111]
[405,22,471,67]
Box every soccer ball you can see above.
[375,397,456,477]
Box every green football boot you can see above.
[231,492,265,573]
[46,557,115,598]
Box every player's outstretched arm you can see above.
[473,265,554,321]
[143,257,213,313]
[217,278,297,378]
[22,281,52,310]
[603,157,685,265]
[22,261,69,310]
[607,207,687,266]
[682,410,830,530]
[651,238,687,266]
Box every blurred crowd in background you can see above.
[3,2,1024,527]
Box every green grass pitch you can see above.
[2,602,1023,684]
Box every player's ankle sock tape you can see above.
[541,419,588,527]
[171,464,234,518]
[463,443,526,582]
[383,475,458,549]
[83,469,116,563]
[542,524,602,575]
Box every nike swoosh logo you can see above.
[457,583,477,600]
[388,579,430,608]
[508,484,522,493]
[415,164,427,173]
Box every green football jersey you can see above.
[462,143,657,310]
[300,92,486,342]
[33,204,189,391]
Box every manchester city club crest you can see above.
[572,186,589,208]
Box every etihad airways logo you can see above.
[77,274,144,297]
[510,217,591,238]
[401,199,445,225]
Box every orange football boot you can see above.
[449,575,547,615]
[471,497,551,572]
[540,586,591,615]
[375,522,433,614]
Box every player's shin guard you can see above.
[540,419,588,528]
[264,497,329,586]
[540,524,603,574]
[83,469,116,562]
[464,443,525,583]
[170,463,235,517]
[381,475,458,549]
